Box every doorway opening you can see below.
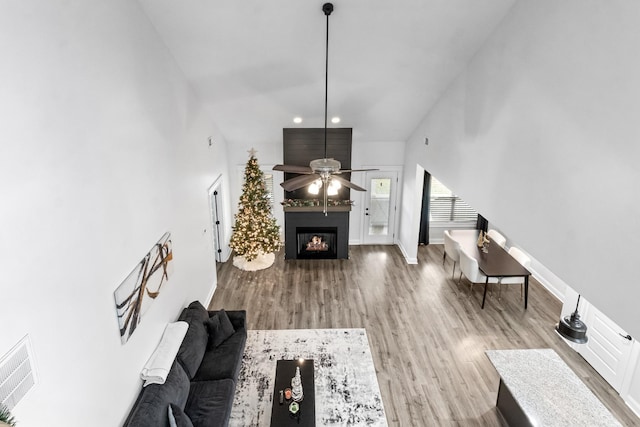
[362,170,399,245]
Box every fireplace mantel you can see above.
[283,206,351,213]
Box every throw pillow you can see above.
[187,301,208,316]
[206,309,235,348]
[168,403,194,427]
[176,302,210,379]
[176,318,208,379]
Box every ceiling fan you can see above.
[273,3,377,212]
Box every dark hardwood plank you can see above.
[212,245,639,426]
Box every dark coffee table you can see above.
[270,359,315,426]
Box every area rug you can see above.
[229,328,388,426]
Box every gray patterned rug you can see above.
[229,329,387,426]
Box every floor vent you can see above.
[0,335,36,410]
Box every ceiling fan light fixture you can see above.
[308,181,321,195]
[327,179,340,196]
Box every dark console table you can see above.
[270,359,315,426]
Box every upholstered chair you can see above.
[487,229,506,248]
[443,230,462,280]
[458,247,499,292]
[499,247,532,298]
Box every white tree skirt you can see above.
[230,329,387,426]
[232,252,275,271]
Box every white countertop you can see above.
[486,349,622,427]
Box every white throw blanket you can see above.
[140,321,189,387]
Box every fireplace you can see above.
[296,227,337,259]
[281,128,352,260]
[284,212,349,259]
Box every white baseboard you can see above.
[205,282,217,307]
[397,241,418,264]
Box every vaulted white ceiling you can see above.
[137,0,515,146]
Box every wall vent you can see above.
[0,335,36,410]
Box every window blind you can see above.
[429,177,477,224]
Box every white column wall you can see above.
[398,0,640,339]
[0,2,230,425]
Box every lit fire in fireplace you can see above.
[306,235,329,251]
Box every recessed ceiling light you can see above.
[293,117,303,124]
[331,117,340,124]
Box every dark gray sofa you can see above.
[123,301,247,427]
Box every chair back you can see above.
[443,230,461,262]
[459,248,481,282]
[508,247,531,268]
[487,229,506,248]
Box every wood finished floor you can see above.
[211,244,639,426]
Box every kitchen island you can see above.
[486,349,621,426]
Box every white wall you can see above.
[0,2,230,425]
[398,0,640,339]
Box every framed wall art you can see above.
[114,232,173,344]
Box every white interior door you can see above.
[577,301,634,392]
[208,178,227,263]
[362,171,397,245]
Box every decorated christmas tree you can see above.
[229,150,282,270]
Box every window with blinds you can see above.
[263,172,274,211]
[430,177,477,225]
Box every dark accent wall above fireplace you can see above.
[282,128,352,200]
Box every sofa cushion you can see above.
[193,328,246,382]
[123,361,190,427]
[184,379,235,427]
[223,310,246,331]
[206,309,235,349]
[168,403,194,427]
[176,308,209,379]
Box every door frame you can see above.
[208,175,230,263]
[360,166,402,245]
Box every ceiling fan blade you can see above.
[331,175,366,191]
[335,168,379,173]
[273,164,314,174]
[280,174,320,192]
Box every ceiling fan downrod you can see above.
[322,3,333,215]
[323,3,333,160]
